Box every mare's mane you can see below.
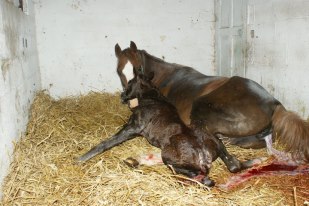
[140,50,165,63]
[140,49,200,72]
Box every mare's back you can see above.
[160,67,225,100]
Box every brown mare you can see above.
[78,73,258,186]
[114,41,309,162]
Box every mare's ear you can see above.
[130,41,138,52]
[115,43,122,58]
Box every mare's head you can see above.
[121,72,157,103]
[115,41,144,90]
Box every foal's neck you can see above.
[138,89,169,105]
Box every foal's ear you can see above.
[130,41,138,52]
[115,43,122,58]
[147,72,154,81]
[137,72,143,80]
[133,66,138,77]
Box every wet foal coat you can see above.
[78,74,251,186]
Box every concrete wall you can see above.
[34,0,215,97]
[246,0,309,118]
[0,0,41,192]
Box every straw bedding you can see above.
[1,91,308,206]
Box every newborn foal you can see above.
[78,73,248,186]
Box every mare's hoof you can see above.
[202,177,215,187]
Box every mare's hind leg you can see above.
[227,126,272,149]
[228,136,266,149]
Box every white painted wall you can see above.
[246,0,309,118]
[0,0,41,193]
[34,0,215,97]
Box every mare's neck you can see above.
[140,50,176,85]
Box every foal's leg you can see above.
[191,125,243,173]
[214,136,243,173]
[77,123,141,162]
[214,136,266,171]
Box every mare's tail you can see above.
[272,105,309,162]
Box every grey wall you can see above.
[246,0,309,117]
[0,0,41,193]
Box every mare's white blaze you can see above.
[123,61,139,108]
[122,61,134,81]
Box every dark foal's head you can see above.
[121,72,156,103]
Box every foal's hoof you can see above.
[228,164,241,173]
[76,155,87,163]
[123,157,140,168]
[202,177,215,187]
[226,156,242,173]
[241,157,267,169]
